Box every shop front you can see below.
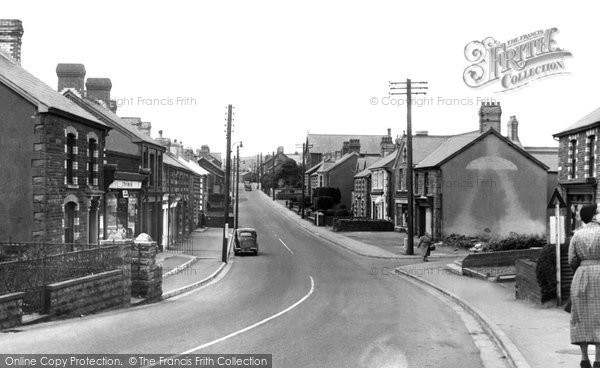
[560,179,597,236]
[102,178,142,240]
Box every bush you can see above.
[312,187,341,204]
[334,209,350,217]
[314,196,334,210]
[488,233,546,252]
[536,242,569,303]
[444,234,475,249]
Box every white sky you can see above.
[4,1,599,157]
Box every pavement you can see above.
[266,191,581,368]
[155,227,233,299]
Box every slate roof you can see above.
[368,150,398,170]
[79,98,160,146]
[306,161,324,175]
[163,152,190,171]
[525,147,559,172]
[320,152,359,173]
[415,131,480,168]
[354,168,372,178]
[307,133,384,154]
[178,156,209,176]
[0,52,105,126]
[411,135,454,163]
[315,161,334,174]
[554,106,600,137]
[198,156,225,178]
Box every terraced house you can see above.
[554,106,600,235]
[58,64,165,242]
[0,52,110,243]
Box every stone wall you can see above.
[0,292,24,329]
[131,240,162,300]
[44,269,125,317]
[333,218,394,232]
[515,259,542,303]
[462,248,542,268]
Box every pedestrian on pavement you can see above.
[417,232,432,262]
[569,203,600,368]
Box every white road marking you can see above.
[278,238,294,255]
[180,275,314,354]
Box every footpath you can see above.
[259,190,579,368]
[155,227,232,300]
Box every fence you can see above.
[0,242,123,314]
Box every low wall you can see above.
[462,248,542,268]
[131,240,162,301]
[0,292,24,329]
[44,269,126,317]
[515,259,542,303]
[333,219,395,232]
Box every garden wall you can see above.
[333,219,394,232]
[462,248,542,268]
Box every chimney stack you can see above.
[154,129,172,148]
[349,139,361,154]
[0,19,23,64]
[387,128,391,137]
[86,78,116,111]
[507,116,521,146]
[479,101,502,133]
[139,121,152,137]
[342,141,350,155]
[56,63,86,95]
[381,135,395,157]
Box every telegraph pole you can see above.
[296,139,313,219]
[222,104,233,263]
[272,151,276,200]
[389,79,428,255]
[235,145,241,229]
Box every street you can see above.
[1,190,491,367]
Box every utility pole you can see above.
[235,145,241,229]
[222,104,233,263]
[296,138,313,219]
[272,151,276,200]
[389,79,428,255]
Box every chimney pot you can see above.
[56,63,86,95]
[85,78,112,108]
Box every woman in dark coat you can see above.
[569,204,600,368]
[417,232,432,262]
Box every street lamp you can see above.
[233,141,243,229]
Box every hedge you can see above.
[536,242,569,303]
[333,218,394,232]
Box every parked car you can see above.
[234,228,259,256]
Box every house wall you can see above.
[0,83,36,241]
[440,134,547,237]
[43,113,106,244]
[327,155,358,209]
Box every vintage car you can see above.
[234,228,259,256]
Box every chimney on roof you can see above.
[56,63,86,95]
[507,115,521,146]
[0,19,24,65]
[381,135,395,157]
[184,148,195,161]
[86,78,117,112]
[139,121,152,137]
[349,139,361,154]
[479,101,502,133]
[387,128,391,137]
[277,146,284,154]
[155,129,171,148]
[342,141,350,155]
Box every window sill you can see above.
[66,184,79,189]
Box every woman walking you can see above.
[569,204,600,368]
[417,232,432,262]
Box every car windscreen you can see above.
[238,232,255,238]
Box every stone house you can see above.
[368,150,398,220]
[554,106,600,236]
[314,152,359,209]
[58,65,165,243]
[392,102,557,240]
[0,53,110,244]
